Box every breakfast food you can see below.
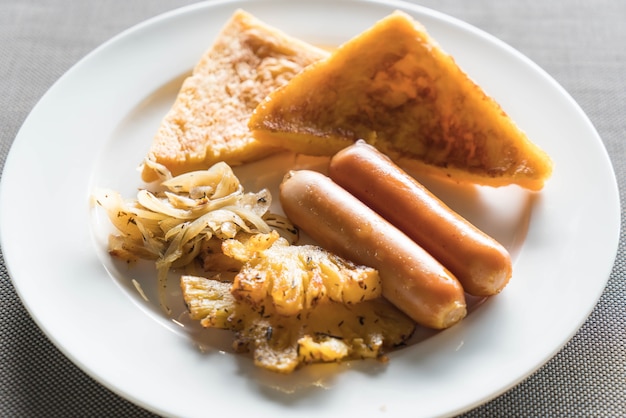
[97,159,415,373]
[329,141,512,296]
[224,230,382,316]
[249,11,553,190]
[279,169,467,329]
[184,230,413,374]
[93,161,297,313]
[140,9,329,182]
[181,274,415,374]
[95,9,558,373]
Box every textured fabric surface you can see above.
[1,0,624,417]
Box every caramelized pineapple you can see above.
[223,231,381,316]
[198,236,244,272]
[181,275,415,373]
[182,231,413,373]
[181,275,236,329]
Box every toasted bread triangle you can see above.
[249,11,553,190]
[140,10,329,182]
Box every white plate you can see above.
[0,0,620,417]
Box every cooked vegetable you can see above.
[92,162,296,313]
[95,161,415,373]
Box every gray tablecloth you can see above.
[1,1,624,416]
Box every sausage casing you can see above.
[279,169,466,329]
[328,141,512,296]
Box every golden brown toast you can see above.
[140,9,329,182]
[248,11,553,190]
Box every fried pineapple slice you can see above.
[181,276,235,329]
[249,11,553,190]
[198,236,244,272]
[181,275,415,373]
[223,231,382,316]
[183,231,410,373]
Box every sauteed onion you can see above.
[93,162,297,313]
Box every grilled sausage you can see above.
[328,140,512,296]
[279,169,466,329]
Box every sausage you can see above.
[279,169,466,329]
[328,140,512,296]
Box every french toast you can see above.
[140,9,329,182]
[248,11,553,190]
